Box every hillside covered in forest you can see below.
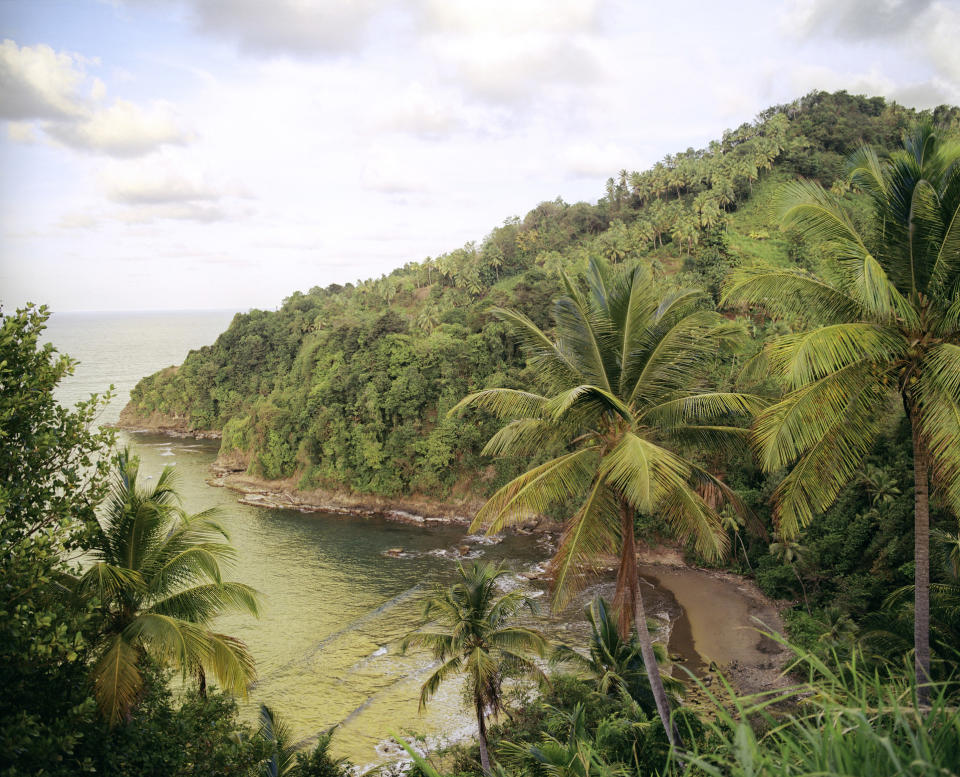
[120,91,959,511]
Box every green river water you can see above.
[42,310,685,765]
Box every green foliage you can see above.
[122,92,949,510]
[92,668,270,777]
[288,731,353,777]
[673,639,960,776]
[0,304,114,776]
[553,597,682,716]
[73,448,261,723]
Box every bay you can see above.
[41,310,611,764]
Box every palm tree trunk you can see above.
[476,698,491,775]
[793,566,811,616]
[912,419,931,706]
[738,534,753,573]
[616,502,681,748]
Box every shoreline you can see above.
[125,424,791,697]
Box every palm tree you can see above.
[721,510,753,573]
[768,532,810,615]
[401,561,550,775]
[450,259,764,744]
[73,448,260,723]
[861,523,960,677]
[858,464,902,507]
[499,703,624,777]
[724,124,960,701]
[554,596,681,712]
[259,704,298,777]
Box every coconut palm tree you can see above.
[724,124,960,701]
[768,532,810,615]
[553,596,682,712]
[450,259,764,744]
[401,561,550,775]
[73,448,260,723]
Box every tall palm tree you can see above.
[724,124,960,701]
[73,448,260,723]
[401,561,549,775]
[451,259,764,744]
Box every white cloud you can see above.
[1,39,194,157]
[44,98,192,156]
[416,0,601,36]
[0,39,88,119]
[785,0,935,40]
[781,0,960,105]
[374,82,463,137]
[561,141,635,179]
[6,121,37,142]
[925,3,960,84]
[430,33,600,102]
[361,148,429,193]
[415,0,604,102]
[155,0,382,57]
[115,202,227,222]
[102,162,221,204]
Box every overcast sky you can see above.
[1,0,958,312]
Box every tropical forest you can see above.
[3,90,960,777]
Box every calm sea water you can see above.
[41,310,612,764]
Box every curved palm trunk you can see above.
[912,420,931,707]
[616,502,681,748]
[793,566,811,616]
[475,698,491,775]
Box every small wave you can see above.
[463,533,504,545]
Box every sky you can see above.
[1,0,958,313]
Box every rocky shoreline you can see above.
[205,465,558,532]
[121,424,790,697]
[113,408,222,439]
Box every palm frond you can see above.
[723,268,861,326]
[554,272,618,393]
[470,448,599,534]
[203,631,257,696]
[448,387,548,421]
[544,384,633,425]
[75,562,145,605]
[150,581,260,622]
[761,369,891,536]
[658,483,728,561]
[549,477,620,610]
[491,307,582,388]
[764,323,905,390]
[914,372,960,515]
[480,418,564,458]
[639,391,768,427]
[753,361,889,473]
[597,432,690,514]
[92,634,142,725]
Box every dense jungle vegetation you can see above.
[123,90,960,651]
[4,90,960,775]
